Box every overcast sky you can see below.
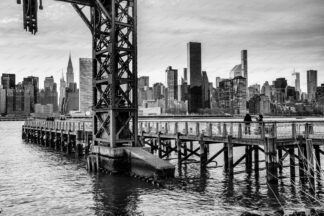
[0,0,323,91]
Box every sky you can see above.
[0,0,323,91]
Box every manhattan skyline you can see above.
[0,0,323,90]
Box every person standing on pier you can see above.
[244,113,252,135]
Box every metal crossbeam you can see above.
[17,0,138,148]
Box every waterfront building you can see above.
[249,94,271,115]
[165,66,178,110]
[1,74,16,89]
[285,86,297,102]
[261,81,271,99]
[0,88,6,114]
[307,70,318,102]
[187,42,202,113]
[79,58,93,113]
[232,76,247,115]
[138,76,149,90]
[218,79,233,114]
[153,83,164,100]
[40,76,58,112]
[273,78,288,104]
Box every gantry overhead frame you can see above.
[17,0,138,148]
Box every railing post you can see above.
[238,123,242,139]
[184,122,188,136]
[292,122,296,139]
[208,123,212,137]
[156,122,159,134]
[196,122,200,136]
[230,123,233,135]
[223,123,227,137]
[174,122,178,135]
[165,122,168,134]
[305,123,309,139]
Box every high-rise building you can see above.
[67,53,74,88]
[153,83,164,100]
[232,76,247,114]
[307,70,318,101]
[0,88,6,114]
[202,71,210,108]
[274,78,288,104]
[241,50,248,81]
[230,64,242,78]
[292,72,301,93]
[183,68,188,83]
[216,77,222,88]
[40,76,58,112]
[165,66,178,109]
[218,79,233,114]
[187,42,202,113]
[261,81,271,99]
[79,58,93,113]
[59,72,66,113]
[1,74,16,89]
[22,76,39,111]
[138,76,149,89]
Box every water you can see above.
[1,122,324,215]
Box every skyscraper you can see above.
[59,72,66,113]
[22,76,39,112]
[138,76,149,89]
[66,53,74,88]
[187,42,202,113]
[165,66,178,109]
[241,50,248,81]
[202,71,210,108]
[79,58,93,113]
[1,74,16,89]
[40,76,58,112]
[307,70,317,101]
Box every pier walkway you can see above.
[22,119,324,185]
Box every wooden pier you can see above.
[22,119,324,185]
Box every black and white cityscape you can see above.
[1,0,324,216]
[0,45,322,118]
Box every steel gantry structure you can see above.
[17,0,138,148]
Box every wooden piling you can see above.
[76,130,83,158]
[264,138,278,184]
[298,135,305,180]
[176,133,181,166]
[245,146,252,171]
[306,139,315,187]
[289,146,296,179]
[315,145,321,176]
[67,131,72,155]
[224,142,228,170]
[254,145,259,175]
[278,148,283,174]
[158,133,162,158]
[199,134,207,170]
[227,135,233,174]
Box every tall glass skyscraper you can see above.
[187,42,202,113]
[307,70,318,101]
[79,58,93,113]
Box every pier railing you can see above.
[24,120,324,140]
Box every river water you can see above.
[1,121,324,215]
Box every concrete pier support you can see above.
[264,138,278,184]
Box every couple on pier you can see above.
[244,113,263,135]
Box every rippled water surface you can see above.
[1,122,324,215]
